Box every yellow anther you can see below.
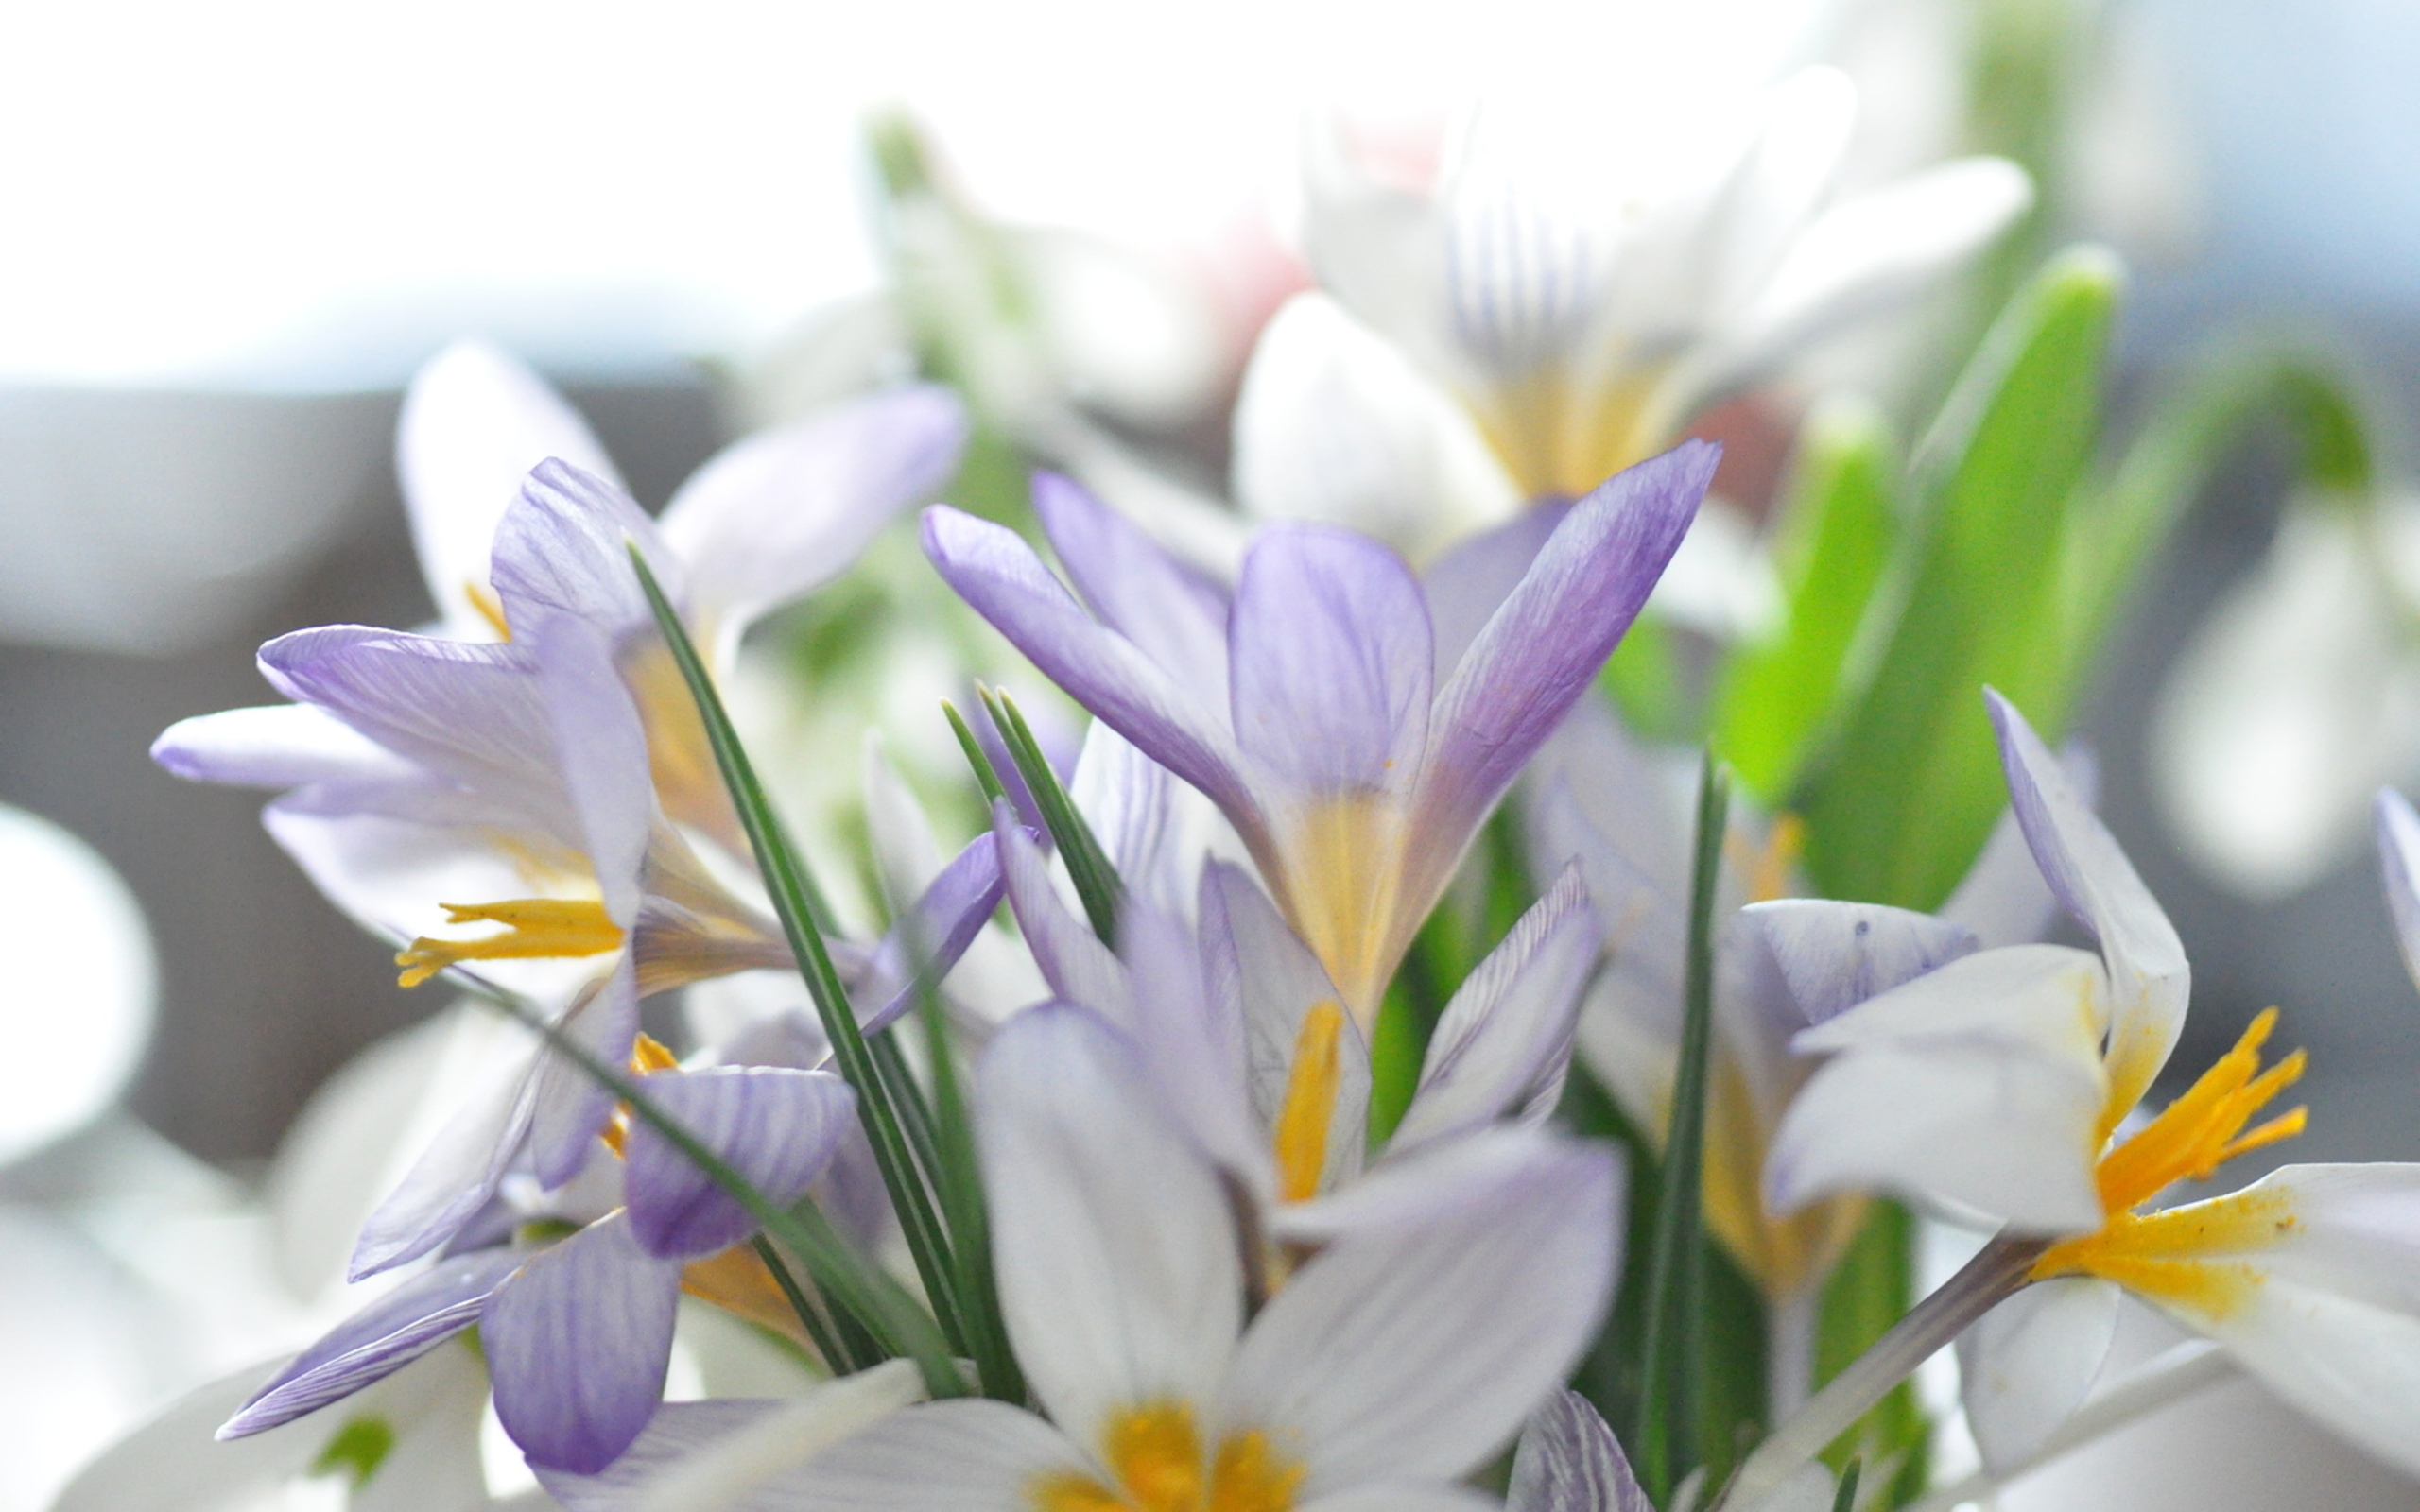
[2092,1007,2305,1215]
[1029,1402,1302,1512]
[394,898,624,988]
[598,1033,683,1158]
[1271,1002,1345,1205]
[464,580,512,640]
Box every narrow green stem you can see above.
[749,1234,857,1373]
[982,687,1123,942]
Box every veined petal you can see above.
[1423,500,1568,677]
[659,385,964,661]
[220,1246,524,1437]
[1744,898,1979,1026]
[978,1003,1242,1448]
[350,1034,539,1279]
[1070,718,1201,917]
[1413,442,1714,909]
[1989,690,2188,1114]
[2377,789,2420,993]
[783,1398,1090,1511]
[152,702,421,788]
[1222,1133,1617,1491]
[1232,292,1519,559]
[1032,471,1233,694]
[1790,944,2112,1059]
[1956,1276,2122,1474]
[1120,900,1264,1187]
[483,1211,684,1473]
[854,830,1011,1036]
[1271,1125,1603,1248]
[1508,1389,1649,1512]
[536,1400,777,1512]
[923,506,1263,842]
[624,1067,856,1259]
[992,808,1129,1022]
[526,609,654,925]
[1392,863,1599,1152]
[398,339,623,642]
[1231,524,1434,799]
[529,958,642,1189]
[1202,860,1363,1194]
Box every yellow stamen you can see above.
[1727,813,1806,907]
[1030,1402,1303,1512]
[598,1033,682,1157]
[465,580,512,640]
[394,899,624,988]
[1271,1002,1345,1204]
[2031,1009,2308,1318]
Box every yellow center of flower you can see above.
[1271,1001,1346,1204]
[1475,363,1671,503]
[394,898,625,988]
[1277,794,1406,1028]
[2030,1008,2308,1319]
[1031,1403,1303,1512]
[465,580,513,640]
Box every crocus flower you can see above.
[218,1048,856,1475]
[924,441,1713,1026]
[1754,692,2420,1481]
[1257,72,2030,517]
[769,999,1618,1509]
[1504,1388,1836,1512]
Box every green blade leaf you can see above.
[1830,1456,1862,1512]
[1803,246,2121,911]
[942,699,1011,807]
[980,688,1125,942]
[630,544,973,1364]
[1634,755,1731,1503]
[1714,399,1903,802]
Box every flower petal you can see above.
[1743,898,1979,1026]
[1119,899,1264,1186]
[525,608,654,924]
[2182,1277,2420,1478]
[923,506,1262,842]
[220,1246,524,1437]
[529,958,642,1189]
[1303,1487,1504,1512]
[1201,860,1361,1193]
[1989,690,2188,1113]
[783,1398,1090,1511]
[854,830,1012,1036]
[152,702,421,788]
[624,1067,856,1259]
[991,806,1129,1022]
[2377,789,2420,995]
[483,1211,685,1473]
[977,1002,1242,1450]
[1392,863,1599,1152]
[1957,1276,2122,1475]
[1508,1389,1650,1512]
[1423,500,1571,677]
[1031,470,1233,694]
[1271,1125,1603,1248]
[1221,1131,1617,1491]
[1413,441,1713,906]
[397,339,622,641]
[350,1035,539,1279]
[659,386,964,660]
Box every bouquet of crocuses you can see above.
[66,68,2420,1512]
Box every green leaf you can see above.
[980,688,1125,942]
[630,544,977,1374]
[1714,399,1903,802]
[1802,247,2121,911]
[1830,1457,1863,1512]
[1601,611,1694,744]
[1634,756,1731,1503]
[943,699,1011,807]
[309,1414,396,1488]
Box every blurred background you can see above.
[8,0,2420,1507]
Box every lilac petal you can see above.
[1509,1389,1650,1512]
[1119,900,1262,1182]
[1392,863,1599,1153]
[1201,861,1361,1189]
[151,703,420,788]
[2377,788,2420,995]
[1412,442,1715,904]
[991,805,1130,1021]
[1230,524,1433,799]
[530,958,642,1189]
[856,832,1010,1036]
[625,1067,856,1259]
[1422,500,1571,674]
[1743,899,1979,1025]
[525,609,654,924]
[219,1246,524,1437]
[1069,720,1186,913]
[490,459,681,643]
[484,1211,684,1473]
[351,1040,540,1280]
[1032,470,1233,692]
[922,507,1264,847]
[660,385,966,657]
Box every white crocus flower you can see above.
[2151,491,2420,900]
[1728,692,2420,1502]
[780,1000,1619,1511]
[1247,68,2029,541]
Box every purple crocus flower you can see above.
[922,440,1714,1024]
[220,1061,856,1476]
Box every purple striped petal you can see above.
[1032,470,1233,691]
[484,1211,684,1473]
[525,609,653,925]
[1422,500,1571,674]
[151,703,421,788]
[922,507,1265,848]
[1743,899,1979,1026]
[219,1246,524,1438]
[855,832,1010,1036]
[529,958,641,1189]
[1510,1390,1650,1512]
[1412,442,1714,902]
[1231,525,1432,799]
[625,1066,856,1259]
[991,804,1130,1021]
[2378,788,2420,994]
[489,459,680,643]
[350,1041,539,1279]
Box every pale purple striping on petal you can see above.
[1423,499,1571,673]
[483,1211,685,1473]
[1230,525,1433,798]
[529,958,642,1190]
[490,459,681,642]
[219,1246,525,1438]
[624,1066,856,1259]
[525,610,654,926]
[151,703,423,789]
[991,806,1129,1022]
[1509,1390,1651,1512]
[856,831,1012,1035]
[1744,898,1979,1026]
[1032,470,1233,691]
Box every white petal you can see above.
[992,808,1130,1022]
[2183,1276,2420,1478]
[1790,943,2111,1059]
[2377,790,2420,995]
[1298,115,1451,376]
[1221,1133,1617,1492]
[151,702,419,788]
[2189,1163,2420,1316]
[978,1003,1241,1451]
[397,338,621,641]
[1019,225,1225,431]
[621,1361,927,1512]
[1304,1487,1504,1512]
[349,1032,539,1279]
[1508,1388,1648,1512]
[1681,67,1858,330]
[1201,860,1364,1192]
[1957,1276,2122,1474]
[861,731,944,912]
[1119,900,1264,1187]
[1744,898,1979,1026]
[784,1398,1090,1512]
